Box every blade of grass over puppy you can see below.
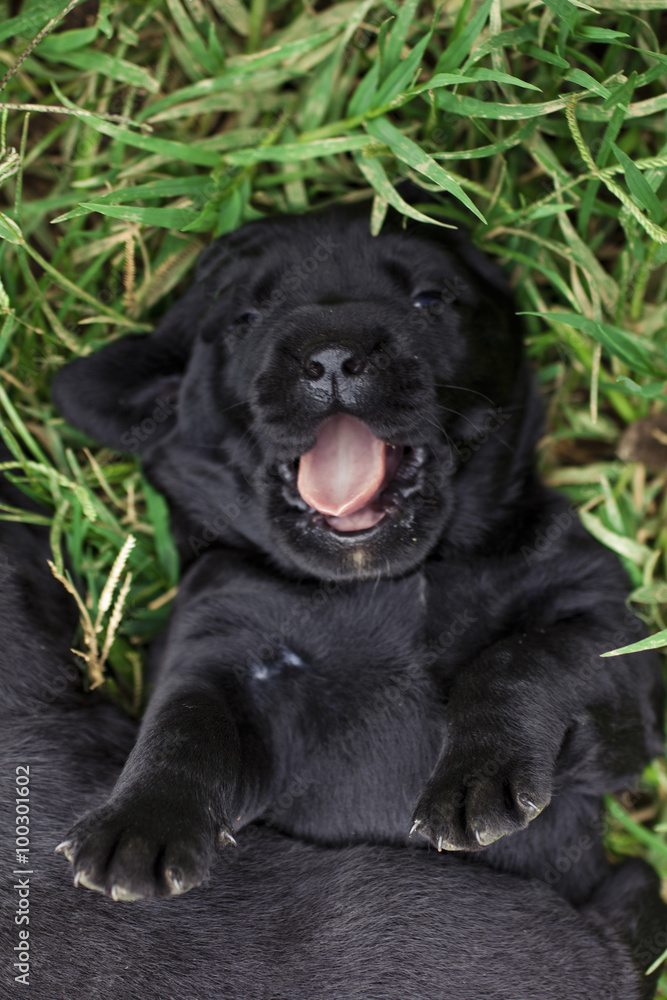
[353,156,457,233]
[601,628,667,656]
[364,118,485,222]
[142,478,179,588]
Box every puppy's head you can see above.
[53,205,528,581]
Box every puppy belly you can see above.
[263,740,441,846]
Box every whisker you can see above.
[439,406,483,434]
[438,405,515,455]
[218,399,251,418]
[423,415,443,436]
[434,384,495,407]
[231,426,256,464]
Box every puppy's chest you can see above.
[246,570,501,843]
[244,575,436,841]
[248,579,429,703]
[246,568,497,721]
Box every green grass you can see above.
[1,0,666,985]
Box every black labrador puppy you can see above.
[0,487,665,1000]
[52,204,663,905]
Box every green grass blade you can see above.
[365,117,485,222]
[601,628,667,656]
[77,203,199,230]
[611,142,665,222]
[381,0,419,79]
[440,0,492,72]
[521,311,665,377]
[353,153,455,229]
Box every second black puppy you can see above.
[1,491,664,1000]
[53,205,663,902]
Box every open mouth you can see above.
[278,414,427,535]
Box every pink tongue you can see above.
[297,414,386,518]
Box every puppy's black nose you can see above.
[303,345,366,383]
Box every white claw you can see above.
[110,883,142,902]
[437,835,444,852]
[219,830,237,847]
[74,869,104,893]
[55,840,74,861]
[165,869,184,894]
[409,820,421,838]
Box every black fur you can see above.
[51,205,663,907]
[0,502,666,999]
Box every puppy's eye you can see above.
[412,290,443,309]
[232,310,263,328]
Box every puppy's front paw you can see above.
[411,752,551,852]
[56,795,235,900]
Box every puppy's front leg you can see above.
[57,664,270,900]
[412,617,663,854]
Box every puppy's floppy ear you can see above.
[51,281,206,453]
[51,226,264,452]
